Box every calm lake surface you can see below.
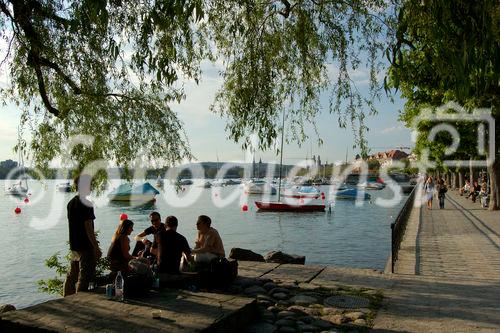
[0,179,408,309]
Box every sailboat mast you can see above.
[278,109,286,200]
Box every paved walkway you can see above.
[374,188,500,332]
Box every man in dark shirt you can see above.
[133,211,165,257]
[63,174,102,296]
[157,216,191,274]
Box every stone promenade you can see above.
[374,188,500,332]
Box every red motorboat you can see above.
[255,201,325,212]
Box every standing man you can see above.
[157,216,192,274]
[64,174,102,296]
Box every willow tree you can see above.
[388,0,500,209]
[0,0,388,176]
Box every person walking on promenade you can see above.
[64,174,102,296]
[424,176,435,210]
[437,177,447,209]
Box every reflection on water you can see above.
[0,180,406,309]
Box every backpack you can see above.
[208,258,238,288]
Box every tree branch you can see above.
[278,0,297,18]
[34,53,82,94]
[0,34,14,67]
[31,60,60,117]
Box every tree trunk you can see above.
[459,170,464,189]
[469,158,474,184]
[488,159,499,210]
[445,172,450,186]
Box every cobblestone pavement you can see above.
[374,188,500,333]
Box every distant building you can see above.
[368,149,409,167]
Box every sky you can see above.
[0,53,412,167]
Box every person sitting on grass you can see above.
[192,215,225,264]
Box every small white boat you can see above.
[108,182,159,202]
[5,181,28,196]
[244,179,276,195]
[281,186,321,199]
[179,179,193,186]
[155,176,164,188]
[198,181,212,188]
[211,179,226,187]
[335,188,371,201]
[56,182,73,192]
[357,181,385,190]
[224,179,241,185]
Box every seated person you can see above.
[157,216,192,275]
[107,219,136,275]
[467,181,481,202]
[192,215,225,263]
[461,180,471,196]
[132,211,165,258]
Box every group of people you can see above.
[107,212,225,278]
[423,176,448,209]
[63,174,225,297]
[459,177,489,206]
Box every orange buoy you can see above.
[14,207,21,214]
[241,204,248,211]
[120,213,128,221]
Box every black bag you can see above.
[208,258,238,288]
[124,273,153,298]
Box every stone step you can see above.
[0,288,257,333]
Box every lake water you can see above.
[0,179,408,309]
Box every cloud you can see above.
[380,125,405,134]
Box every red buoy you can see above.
[241,204,248,211]
[24,197,29,203]
[14,207,21,214]
[120,213,128,221]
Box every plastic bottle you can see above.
[152,264,160,289]
[115,271,124,301]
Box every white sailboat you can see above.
[5,132,29,196]
[255,110,325,212]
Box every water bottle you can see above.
[115,271,124,301]
[152,264,160,289]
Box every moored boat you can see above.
[155,176,164,188]
[244,179,276,195]
[108,182,159,202]
[334,188,371,201]
[255,201,325,212]
[56,182,73,192]
[5,181,28,196]
[179,179,193,186]
[281,186,321,199]
[357,181,385,190]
